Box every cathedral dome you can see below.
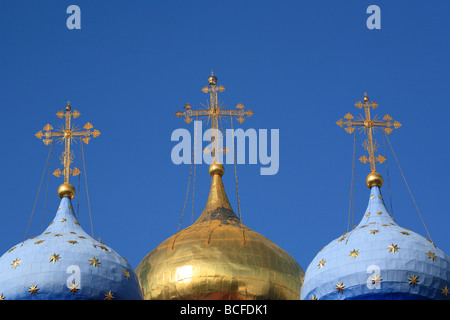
[0,102,143,300]
[136,163,304,300]
[300,184,450,300]
[0,195,143,300]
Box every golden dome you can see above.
[136,163,304,300]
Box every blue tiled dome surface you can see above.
[300,187,450,300]
[0,197,143,300]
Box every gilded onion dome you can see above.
[138,74,303,299]
[136,163,304,300]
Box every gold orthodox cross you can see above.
[175,72,253,163]
[35,101,100,184]
[336,93,401,172]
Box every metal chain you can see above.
[346,131,356,244]
[24,141,53,243]
[230,115,245,244]
[384,132,434,246]
[80,140,95,241]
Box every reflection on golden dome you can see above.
[136,163,304,300]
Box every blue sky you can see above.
[0,1,449,271]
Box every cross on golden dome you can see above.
[337,93,401,187]
[175,72,253,164]
[35,101,100,198]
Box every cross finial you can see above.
[35,101,101,198]
[175,72,254,164]
[337,93,401,186]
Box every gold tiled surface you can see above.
[137,172,303,300]
[137,217,303,300]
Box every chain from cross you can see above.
[175,72,253,163]
[35,101,101,183]
[336,93,401,172]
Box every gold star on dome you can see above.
[336,282,345,293]
[28,284,39,296]
[365,212,371,217]
[104,291,114,300]
[442,285,448,297]
[49,253,61,263]
[60,218,66,222]
[68,281,79,294]
[11,258,21,269]
[349,249,360,259]
[318,259,327,269]
[123,268,131,279]
[376,211,383,215]
[371,274,382,286]
[67,240,78,245]
[388,244,399,253]
[98,245,108,251]
[408,274,419,287]
[370,229,379,234]
[89,257,101,267]
[0,294,5,300]
[426,251,437,261]
[311,295,318,300]
[34,240,45,245]
[54,234,63,237]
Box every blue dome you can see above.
[301,186,450,300]
[0,197,143,300]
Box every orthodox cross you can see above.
[175,72,253,163]
[35,101,100,184]
[336,93,401,172]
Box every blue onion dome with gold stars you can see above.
[301,93,450,300]
[0,195,143,300]
[0,102,143,300]
[300,178,450,300]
